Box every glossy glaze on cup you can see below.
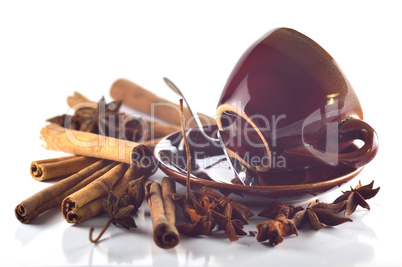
[216,27,377,178]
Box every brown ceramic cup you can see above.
[216,27,378,183]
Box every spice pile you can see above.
[255,180,380,245]
[15,79,380,248]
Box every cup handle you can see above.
[335,117,379,168]
[303,117,379,169]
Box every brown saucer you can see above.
[154,127,363,202]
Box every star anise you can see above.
[210,209,243,241]
[47,96,125,137]
[256,214,298,246]
[192,193,246,241]
[255,200,350,245]
[255,201,301,246]
[171,187,253,241]
[122,176,146,214]
[171,193,215,237]
[104,191,137,229]
[258,201,303,219]
[47,114,81,130]
[333,180,380,216]
[218,196,254,224]
[176,212,214,237]
[193,187,254,224]
[89,191,137,243]
[75,97,124,136]
[291,200,351,230]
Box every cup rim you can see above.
[216,103,272,172]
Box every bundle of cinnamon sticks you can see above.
[15,79,204,249]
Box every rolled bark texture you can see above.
[15,160,111,223]
[145,179,179,249]
[30,155,98,181]
[40,124,157,174]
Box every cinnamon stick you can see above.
[64,198,104,224]
[30,155,98,181]
[110,79,216,127]
[161,177,177,227]
[62,163,128,219]
[66,91,91,109]
[65,164,149,224]
[124,117,179,141]
[15,160,112,223]
[145,180,179,249]
[40,123,155,168]
[23,162,117,224]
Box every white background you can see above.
[1,1,401,266]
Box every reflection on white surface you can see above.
[3,167,397,266]
[9,188,378,267]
